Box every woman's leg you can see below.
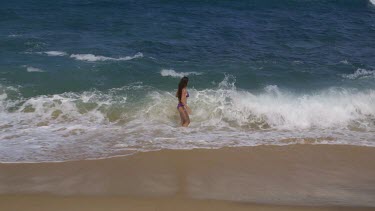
[178,107,189,127]
[183,109,190,127]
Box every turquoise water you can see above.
[1,0,375,162]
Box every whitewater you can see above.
[1,75,374,162]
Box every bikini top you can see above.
[177,90,189,100]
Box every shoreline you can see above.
[1,195,374,211]
[1,144,374,209]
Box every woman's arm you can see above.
[181,89,187,105]
[181,89,192,114]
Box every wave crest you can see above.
[44,51,68,56]
[160,69,203,78]
[1,80,374,131]
[1,77,375,162]
[22,65,45,72]
[36,51,143,62]
[342,68,375,80]
[70,52,143,62]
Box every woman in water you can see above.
[176,76,191,127]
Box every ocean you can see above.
[0,0,375,162]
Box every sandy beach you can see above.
[1,195,374,211]
[1,144,374,210]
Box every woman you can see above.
[176,76,192,127]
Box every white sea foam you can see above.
[26,66,44,72]
[44,51,67,56]
[370,0,375,6]
[342,68,375,79]
[0,78,374,162]
[8,34,21,37]
[160,69,203,78]
[70,52,143,62]
[1,77,375,132]
[36,51,143,62]
[339,60,349,64]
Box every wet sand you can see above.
[1,195,374,211]
[1,144,375,210]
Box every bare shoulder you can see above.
[182,88,187,94]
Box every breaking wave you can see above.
[44,51,68,56]
[0,76,374,162]
[342,68,375,80]
[70,52,143,62]
[22,65,45,72]
[160,69,203,78]
[37,51,143,62]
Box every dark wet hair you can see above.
[177,76,189,102]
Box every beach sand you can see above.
[1,195,374,211]
[1,145,374,210]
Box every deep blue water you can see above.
[0,0,375,162]
[1,0,375,95]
